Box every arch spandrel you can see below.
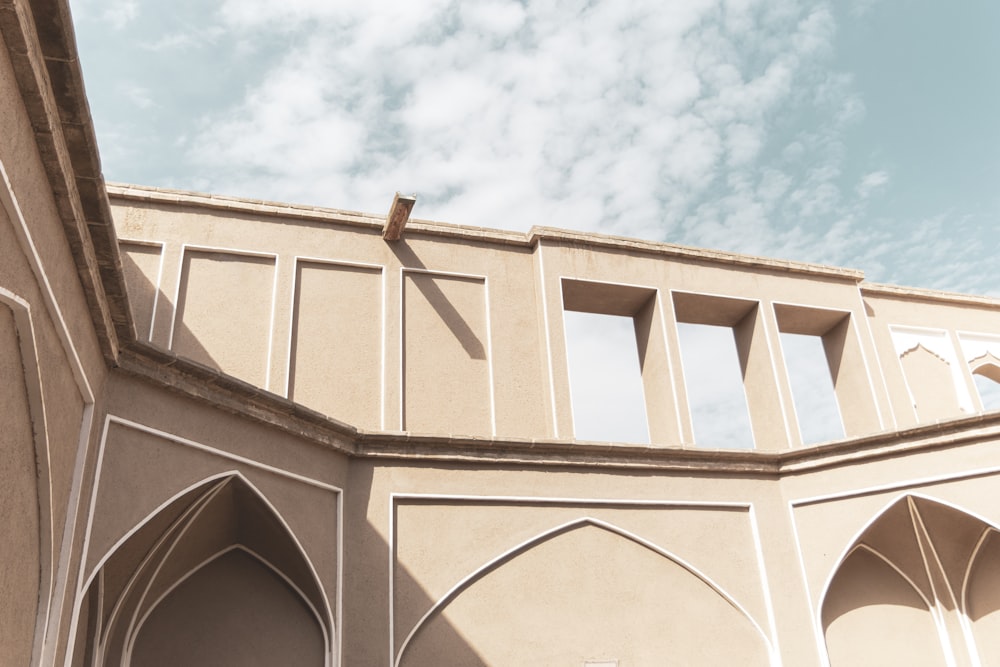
[399,520,770,667]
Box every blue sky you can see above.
[68,0,1000,445]
[70,0,1000,295]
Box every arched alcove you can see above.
[822,495,1000,666]
[75,474,331,667]
[131,548,324,667]
[400,520,769,666]
[899,345,961,421]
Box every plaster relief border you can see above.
[1,155,96,667]
[72,415,344,667]
[116,238,166,341]
[166,243,281,388]
[286,256,386,429]
[388,493,781,667]
[398,267,497,435]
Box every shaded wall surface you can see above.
[7,0,1000,665]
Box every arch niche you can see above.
[74,474,332,667]
[822,495,1000,666]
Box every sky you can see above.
[68,0,1000,446]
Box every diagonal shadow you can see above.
[390,242,486,360]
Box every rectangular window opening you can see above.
[564,311,650,444]
[676,322,754,450]
[779,332,845,444]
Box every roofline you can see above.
[1,0,133,359]
[107,182,867,282]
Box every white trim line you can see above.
[104,415,341,491]
[961,528,993,615]
[392,492,751,507]
[166,244,279,351]
[398,267,491,434]
[656,290,686,444]
[758,302,795,448]
[749,504,783,666]
[118,239,165,340]
[264,255,281,390]
[483,277,497,436]
[536,240,560,437]
[0,156,94,401]
[790,466,1000,509]
[1,156,99,667]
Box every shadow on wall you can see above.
[120,250,225,376]
[72,450,490,666]
[121,239,493,435]
[358,464,772,667]
[389,241,486,360]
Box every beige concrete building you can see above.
[5,1,1000,665]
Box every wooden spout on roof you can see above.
[383,193,416,241]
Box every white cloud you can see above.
[856,169,889,198]
[102,0,138,29]
[183,0,851,238]
[74,0,993,297]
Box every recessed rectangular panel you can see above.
[403,273,491,435]
[120,242,162,340]
[289,261,382,428]
[173,250,275,386]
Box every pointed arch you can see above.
[396,516,771,666]
[127,546,326,667]
[820,493,1000,666]
[77,472,333,667]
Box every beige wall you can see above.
[110,189,1000,452]
[8,2,1000,665]
[0,11,110,667]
